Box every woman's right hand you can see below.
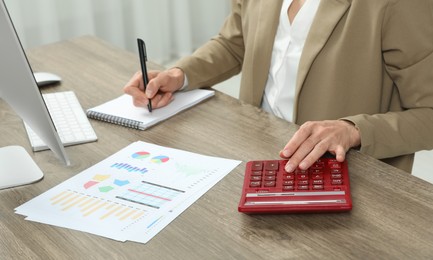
[123,67,185,109]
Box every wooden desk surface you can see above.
[1,36,433,259]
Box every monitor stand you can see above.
[0,146,44,190]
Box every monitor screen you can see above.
[0,1,69,171]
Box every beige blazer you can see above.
[176,0,433,172]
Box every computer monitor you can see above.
[0,0,70,189]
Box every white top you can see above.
[261,0,321,122]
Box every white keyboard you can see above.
[24,91,98,151]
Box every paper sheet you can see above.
[15,141,241,243]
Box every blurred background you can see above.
[5,0,231,64]
[4,0,432,183]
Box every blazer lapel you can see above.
[293,0,351,119]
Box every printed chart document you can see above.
[86,89,214,130]
[15,141,241,243]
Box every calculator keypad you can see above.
[238,157,352,213]
[247,159,345,191]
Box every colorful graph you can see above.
[83,174,111,189]
[132,151,150,160]
[84,174,131,192]
[49,190,146,221]
[151,155,169,164]
[111,163,148,174]
[116,181,184,209]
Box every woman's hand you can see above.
[123,68,185,109]
[280,120,361,172]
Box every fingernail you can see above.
[285,163,295,173]
[299,161,307,170]
[281,149,290,158]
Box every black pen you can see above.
[137,38,152,112]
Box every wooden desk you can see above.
[1,36,433,259]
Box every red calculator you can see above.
[238,156,352,213]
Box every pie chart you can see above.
[151,155,169,163]
[132,151,150,160]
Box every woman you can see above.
[124,0,433,173]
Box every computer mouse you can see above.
[33,72,62,87]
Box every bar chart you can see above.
[50,190,146,222]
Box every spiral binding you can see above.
[87,110,144,130]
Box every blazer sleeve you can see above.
[174,0,245,89]
[343,0,433,159]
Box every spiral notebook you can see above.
[86,89,214,130]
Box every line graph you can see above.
[116,181,185,209]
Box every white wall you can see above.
[4,0,231,64]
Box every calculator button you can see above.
[297,185,309,190]
[251,171,262,176]
[264,181,276,187]
[264,176,276,181]
[296,169,308,174]
[251,162,263,171]
[251,176,262,181]
[313,185,324,190]
[283,174,294,180]
[283,180,294,185]
[312,173,323,180]
[331,169,342,174]
[332,179,343,185]
[283,185,294,190]
[264,161,279,170]
[329,162,341,169]
[249,181,261,187]
[312,179,324,185]
[264,170,276,176]
[311,169,323,174]
[331,173,342,179]
[297,174,308,180]
[311,163,324,170]
[297,180,309,185]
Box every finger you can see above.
[145,73,168,99]
[334,146,347,162]
[153,92,173,108]
[281,122,314,158]
[124,85,149,107]
[123,71,143,92]
[297,142,329,170]
[284,137,318,172]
